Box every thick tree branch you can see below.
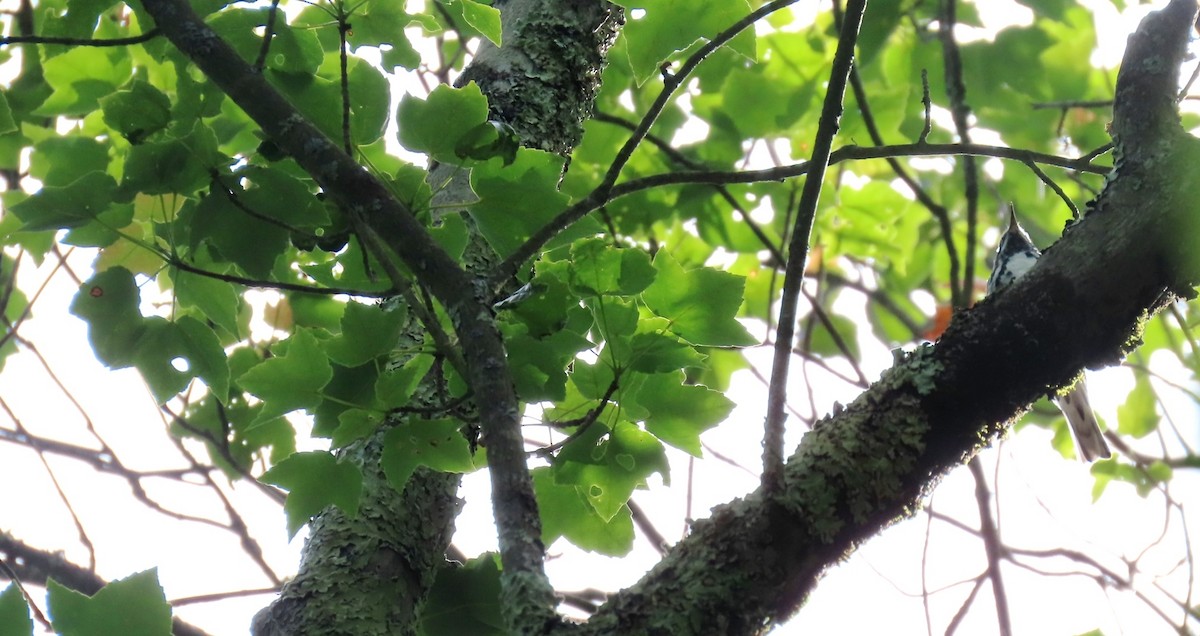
[575,1,1200,632]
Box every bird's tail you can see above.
[1055,380,1112,462]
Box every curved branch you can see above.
[494,142,1110,286]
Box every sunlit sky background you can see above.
[2,0,1199,634]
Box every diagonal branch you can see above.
[137,0,555,628]
[575,1,1200,632]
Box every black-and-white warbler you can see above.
[988,205,1112,461]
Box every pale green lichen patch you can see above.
[783,387,929,544]
[878,344,943,396]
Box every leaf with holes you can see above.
[381,418,477,493]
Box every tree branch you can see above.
[763,0,865,492]
[575,1,1200,632]
[137,0,555,628]
[493,142,1109,287]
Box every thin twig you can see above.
[1023,159,1081,220]
[254,0,281,71]
[968,459,1012,636]
[0,29,160,46]
[938,0,979,309]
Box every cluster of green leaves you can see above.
[1,0,1197,630]
[0,0,507,627]
[0,0,758,555]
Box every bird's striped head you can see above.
[987,205,1041,294]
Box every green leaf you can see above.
[533,467,633,555]
[331,408,383,449]
[313,363,379,437]
[396,82,490,164]
[345,59,392,146]
[347,0,422,70]
[455,0,502,46]
[267,20,325,75]
[625,320,706,374]
[554,420,669,521]
[9,172,117,231]
[420,557,506,636]
[634,371,734,455]
[374,354,436,408]
[0,92,18,136]
[614,0,756,84]
[237,165,329,229]
[642,250,756,346]
[100,80,172,143]
[0,257,25,373]
[208,8,322,75]
[1090,458,1158,499]
[1117,374,1157,438]
[61,202,133,248]
[586,296,639,343]
[37,45,131,116]
[381,419,476,492]
[469,148,574,257]
[261,451,363,538]
[505,327,594,402]
[176,315,231,402]
[568,238,657,296]
[131,317,195,403]
[239,329,333,423]
[266,56,390,146]
[42,0,120,45]
[120,123,219,196]
[324,300,407,367]
[1147,460,1172,483]
[69,267,145,368]
[173,268,242,337]
[0,585,32,636]
[287,294,346,332]
[47,569,171,636]
[29,136,110,188]
[807,312,860,360]
[184,188,290,280]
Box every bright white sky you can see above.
[2,1,1199,635]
